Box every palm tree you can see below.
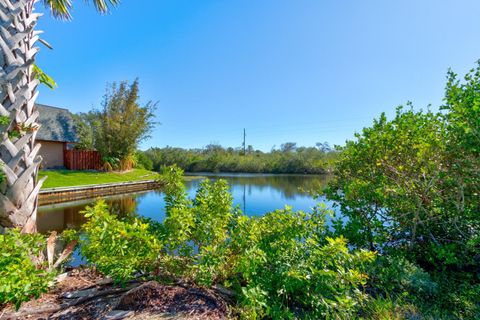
[0,0,118,233]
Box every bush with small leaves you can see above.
[80,200,162,283]
[229,207,376,319]
[159,167,377,318]
[0,229,56,310]
[78,166,376,318]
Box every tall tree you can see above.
[0,0,118,233]
[94,79,156,170]
[72,111,99,150]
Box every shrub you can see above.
[160,165,195,256]
[230,207,376,319]
[159,166,377,318]
[362,297,420,320]
[326,106,448,254]
[76,165,376,318]
[326,62,480,318]
[135,151,153,170]
[367,254,437,300]
[160,165,237,282]
[442,65,480,270]
[80,200,162,283]
[0,229,56,309]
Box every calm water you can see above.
[37,173,334,233]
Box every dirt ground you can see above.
[0,267,230,320]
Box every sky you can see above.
[36,0,480,151]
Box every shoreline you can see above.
[39,180,162,206]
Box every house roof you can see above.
[36,104,78,143]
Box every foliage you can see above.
[144,143,338,174]
[32,64,57,89]
[74,80,156,171]
[365,266,480,319]
[134,150,153,170]
[361,297,420,320]
[119,154,136,172]
[159,165,194,255]
[72,112,98,150]
[0,115,10,126]
[56,62,480,318]
[42,0,119,20]
[280,142,297,153]
[95,79,156,163]
[102,156,118,172]
[77,167,375,318]
[157,166,376,318]
[0,230,56,310]
[80,200,162,283]
[367,254,437,300]
[326,62,480,318]
[230,210,376,319]
[442,64,480,262]
[159,165,235,278]
[326,106,450,255]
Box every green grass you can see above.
[38,169,160,189]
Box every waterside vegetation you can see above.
[1,62,479,318]
[143,142,338,174]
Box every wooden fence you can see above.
[64,150,102,170]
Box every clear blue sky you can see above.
[36,0,480,151]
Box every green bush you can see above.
[361,297,420,320]
[0,229,55,309]
[79,166,376,318]
[159,165,236,281]
[326,62,480,318]
[229,208,376,319]
[78,152,478,318]
[159,165,377,319]
[135,151,153,170]
[80,200,162,283]
[367,254,437,300]
[424,273,480,319]
[326,106,448,255]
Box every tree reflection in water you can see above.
[38,174,332,233]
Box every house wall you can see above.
[38,140,65,169]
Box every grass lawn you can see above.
[38,169,160,189]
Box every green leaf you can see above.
[32,64,57,89]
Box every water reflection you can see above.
[38,174,332,233]
[37,192,146,233]
[188,173,331,200]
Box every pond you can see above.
[37,173,335,233]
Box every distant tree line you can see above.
[142,142,338,174]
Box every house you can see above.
[36,104,78,169]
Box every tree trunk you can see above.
[0,0,44,233]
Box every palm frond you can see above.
[42,0,119,20]
[89,0,120,14]
[42,0,73,20]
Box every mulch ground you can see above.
[0,267,230,320]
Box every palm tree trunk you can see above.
[0,0,44,233]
